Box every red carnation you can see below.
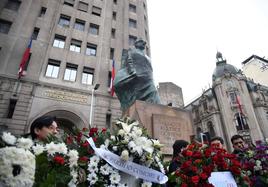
[54,156,65,165]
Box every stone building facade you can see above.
[242,55,268,87]
[157,82,184,108]
[0,0,150,135]
[185,52,268,151]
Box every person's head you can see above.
[172,140,189,157]
[231,134,245,151]
[30,116,59,140]
[210,136,224,148]
[134,38,146,50]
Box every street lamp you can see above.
[89,83,100,127]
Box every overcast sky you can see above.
[147,0,268,105]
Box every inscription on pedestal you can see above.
[152,114,192,155]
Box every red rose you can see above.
[194,159,202,164]
[200,172,208,180]
[54,156,65,165]
[89,128,98,136]
[230,166,241,175]
[191,175,199,184]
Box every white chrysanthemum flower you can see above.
[88,161,98,173]
[32,144,44,155]
[87,172,98,185]
[121,150,129,161]
[0,147,35,187]
[141,181,152,187]
[56,143,68,155]
[16,137,33,150]
[68,150,79,167]
[90,155,100,164]
[70,169,78,183]
[110,173,121,184]
[45,142,58,155]
[100,164,112,175]
[2,132,17,145]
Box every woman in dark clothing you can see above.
[167,140,189,187]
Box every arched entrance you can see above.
[39,110,86,134]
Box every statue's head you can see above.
[134,38,146,50]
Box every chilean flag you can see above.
[235,93,243,115]
[110,59,115,96]
[18,38,32,79]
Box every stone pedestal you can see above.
[123,100,194,155]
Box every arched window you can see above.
[207,121,215,137]
[235,113,249,131]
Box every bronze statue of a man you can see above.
[113,39,161,111]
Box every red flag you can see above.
[18,38,32,79]
[235,93,243,114]
[110,59,115,96]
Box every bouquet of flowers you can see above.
[32,140,79,187]
[107,117,165,186]
[243,139,268,186]
[64,127,127,186]
[0,132,35,187]
[169,142,251,187]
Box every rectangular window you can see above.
[0,19,12,34]
[64,63,77,81]
[129,4,136,13]
[229,92,236,105]
[5,0,21,11]
[108,71,112,87]
[70,39,82,53]
[74,19,85,31]
[106,113,111,127]
[129,19,137,28]
[78,1,88,12]
[45,59,60,78]
[143,2,146,9]
[7,99,17,119]
[111,28,115,38]
[110,48,114,59]
[58,14,71,27]
[39,7,47,17]
[113,0,117,4]
[92,6,101,16]
[89,23,99,35]
[129,35,137,46]
[82,67,94,85]
[53,35,66,48]
[32,27,40,40]
[86,43,97,56]
[112,11,116,20]
[64,0,74,7]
